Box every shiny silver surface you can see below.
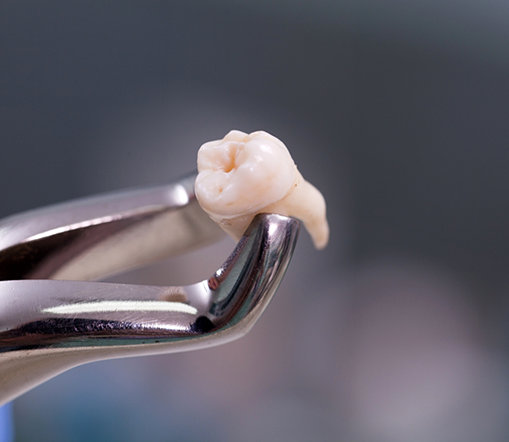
[0,175,300,405]
[0,173,223,282]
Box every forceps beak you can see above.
[0,173,299,405]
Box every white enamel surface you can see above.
[196,130,296,217]
[196,130,329,249]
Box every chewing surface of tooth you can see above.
[195,130,329,249]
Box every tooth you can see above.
[195,130,329,249]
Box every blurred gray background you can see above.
[2,1,509,441]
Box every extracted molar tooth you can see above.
[195,130,329,249]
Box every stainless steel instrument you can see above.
[0,173,299,405]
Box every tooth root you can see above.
[206,213,256,244]
[265,171,329,250]
[195,130,329,250]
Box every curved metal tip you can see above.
[0,214,299,405]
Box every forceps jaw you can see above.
[0,174,300,405]
[0,173,223,282]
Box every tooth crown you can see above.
[196,130,296,218]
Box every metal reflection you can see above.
[42,301,198,316]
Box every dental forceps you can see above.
[0,173,300,405]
